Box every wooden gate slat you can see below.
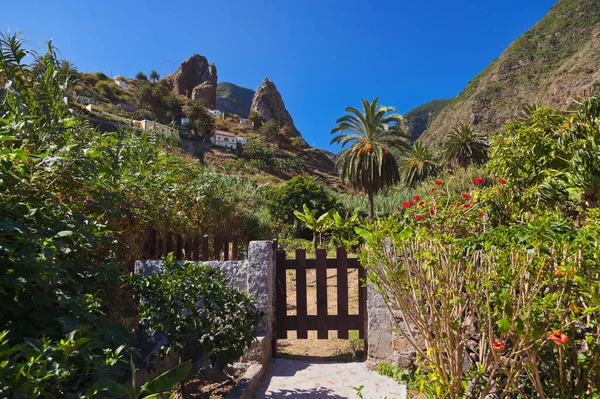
[275,250,288,339]
[296,249,308,339]
[337,247,349,339]
[358,262,367,339]
[316,249,328,339]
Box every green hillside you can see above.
[420,0,600,147]
[216,82,255,117]
[403,99,451,140]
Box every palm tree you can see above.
[397,142,441,188]
[443,124,488,168]
[135,71,148,81]
[149,70,160,82]
[330,98,410,219]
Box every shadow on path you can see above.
[255,387,349,398]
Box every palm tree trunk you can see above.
[367,190,374,220]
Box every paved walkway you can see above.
[253,358,407,399]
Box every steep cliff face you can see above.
[250,78,301,137]
[403,99,451,141]
[420,0,600,147]
[169,55,218,109]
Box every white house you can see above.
[236,137,247,145]
[134,120,178,138]
[239,118,249,125]
[208,109,222,117]
[211,130,238,150]
[114,79,128,89]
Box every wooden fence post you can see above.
[192,236,200,261]
[165,232,173,255]
[231,236,238,260]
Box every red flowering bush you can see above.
[359,197,600,398]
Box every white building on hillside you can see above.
[208,109,222,117]
[211,130,238,150]
[134,120,178,137]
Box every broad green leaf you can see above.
[140,360,192,395]
[498,318,511,336]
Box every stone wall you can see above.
[366,282,420,369]
[134,241,275,366]
[179,138,211,157]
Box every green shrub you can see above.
[126,254,262,368]
[267,175,338,238]
[94,71,108,80]
[95,80,114,98]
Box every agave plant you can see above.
[330,98,410,219]
[443,124,488,168]
[397,142,441,188]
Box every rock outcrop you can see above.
[169,55,217,109]
[250,78,301,137]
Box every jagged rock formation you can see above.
[420,0,600,147]
[250,78,301,137]
[169,55,218,109]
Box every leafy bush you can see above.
[267,175,338,237]
[127,255,262,368]
[95,71,108,80]
[360,179,600,398]
[95,80,114,98]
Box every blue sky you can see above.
[3,0,556,152]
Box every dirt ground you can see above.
[276,267,365,361]
[173,365,245,399]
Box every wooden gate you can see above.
[275,246,367,340]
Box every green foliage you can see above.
[331,97,410,218]
[488,98,600,214]
[149,70,160,82]
[95,80,114,98]
[127,254,262,368]
[135,71,148,81]
[293,204,331,248]
[133,80,182,124]
[95,71,108,80]
[397,142,441,188]
[267,175,337,237]
[443,124,488,168]
[0,328,132,398]
[184,99,215,138]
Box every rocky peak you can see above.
[170,54,218,109]
[250,78,301,138]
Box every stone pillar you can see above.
[246,241,275,364]
[366,281,393,366]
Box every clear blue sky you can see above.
[3,0,557,152]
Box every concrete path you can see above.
[253,358,407,399]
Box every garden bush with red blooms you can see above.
[360,177,600,398]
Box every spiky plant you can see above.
[443,124,488,168]
[397,142,441,188]
[330,98,409,219]
[149,70,160,82]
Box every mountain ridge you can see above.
[419,0,600,147]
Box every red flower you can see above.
[463,203,472,208]
[478,211,485,217]
[402,201,414,208]
[395,206,401,212]
[418,201,425,207]
[473,178,483,185]
[548,331,568,345]
[416,215,424,220]
[431,188,436,193]
[492,340,506,352]
[434,180,443,185]
[413,195,421,201]
[461,193,469,199]
[429,207,437,216]
[499,178,507,184]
